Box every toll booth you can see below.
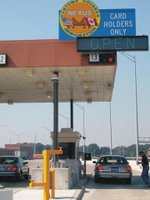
[30,128,81,190]
[51,128,81,185]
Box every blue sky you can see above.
[0,0,149,148]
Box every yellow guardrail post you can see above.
[43,149,50,200]
[51,170,55,199]
[29,147,63,200]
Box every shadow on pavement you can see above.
[83,174,146,190]
[0,177,29,189]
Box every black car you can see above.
[93,155,132,183]
[0,155,29,181]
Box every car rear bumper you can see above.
[0,171,18,177]
[96,171,132,179]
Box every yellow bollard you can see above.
[51,170,55,199]
[29,180,45,187]
[43,150,50,200]
[29,147,63,200]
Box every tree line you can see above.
[35,142,150,157]
[79,143,150,157]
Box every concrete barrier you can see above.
[0,189,13,200]
[30,167,73,189]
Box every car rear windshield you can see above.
[99,156,128,165]
[0,157,18,164]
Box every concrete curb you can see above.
[0,189,13,200]
[76,186,85,200]
[74,176,90,200]
[72,185,85,200]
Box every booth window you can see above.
[59,143,75,159]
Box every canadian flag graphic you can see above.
[85,18,98,26]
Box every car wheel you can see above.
[16,172,22,181]
[24,174,30,180]
[94,175,100,183]
[126,178,132,184]
[24,169,30,180]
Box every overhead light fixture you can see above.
[77,69,87,77]
[82,81,89,89]
[84,90,92,103]
[24,69,35,77]
[82,81,94,89]
[7,99,13,105]
[47,91,52,99]
[87,98,92,104]
[0,92,4,98]
[106,82,113,90]
[85,90,91,98]
[36,80,46,89]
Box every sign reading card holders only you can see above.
[0,54,7,65]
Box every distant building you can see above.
[0,148,14,156]
[0,143,34,159]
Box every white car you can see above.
[93,155,132,184]
[0,156,29,181]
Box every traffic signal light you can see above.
[84,153,91,161]
[89,52,116,65]
[99,53,116,64]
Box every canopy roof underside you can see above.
[0,39,116,104]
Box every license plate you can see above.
[111,167,118,172]
[0,167,4,171]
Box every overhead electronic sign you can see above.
[77,36,149,52]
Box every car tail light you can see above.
[126,165,132,171]
[97,165,104,170]
[5,166,18,171]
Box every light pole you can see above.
[120,52,139,162]
[41,126,51,132]
[51,72,59,166]
[59,113,69,128]
[11,131,23,143]
[4,127,23,144]
[109,102,113,155]
[29,135,37,155]
[16,133,23,143]
[75,103,86,176]
[75,104,85,143]
[51,72,59,149]
[93,148,99,157]
[41,126,52,148]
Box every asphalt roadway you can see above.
[82,160,150,200]
[0,160,150,200]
